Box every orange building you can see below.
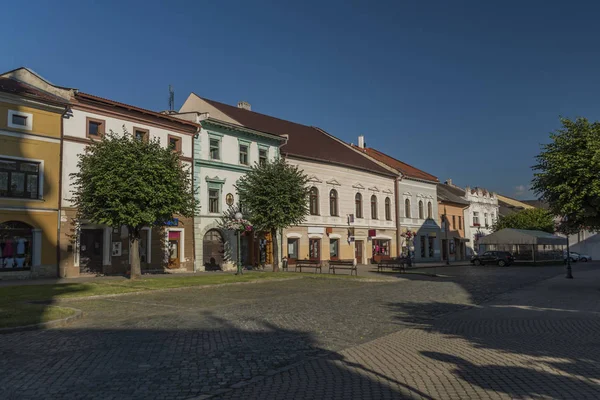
[437,183,470,261]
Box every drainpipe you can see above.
[394,176,401,257]
[192,120,201,272]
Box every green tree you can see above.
[71,129,196,279]
[235,158,310,271]
[532,117,600,231]
[492,208,555,233]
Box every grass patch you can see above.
[0,303,77,329]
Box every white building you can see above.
[352,139,441,262]
[60,91,199,276]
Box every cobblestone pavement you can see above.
[1,264,597,399]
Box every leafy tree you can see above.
[235,158,310,271]
[492,208,555,233]
[71,129,196,279]
[532,117,600,231]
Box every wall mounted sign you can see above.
[112,242,122,257]
[226,193,234,206]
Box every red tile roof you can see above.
[0,77,68,105]
[197,95,395,176]
[353,146,439,182]
[76,92,200,129]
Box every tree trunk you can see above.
[129,226,142,280]
[271,228,279,272]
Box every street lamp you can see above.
[562,215,573,279]
[235,211,243,275]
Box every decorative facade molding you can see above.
[308,175,323,183]
[353,183,365,190]
[368,186,380,192]
[326,178,341,186]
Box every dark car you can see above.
[471,251,514,267]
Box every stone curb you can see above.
[0,305,83,334]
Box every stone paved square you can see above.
[1,265,599,399]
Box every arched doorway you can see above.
[203,229,224,271]
[0,221,34,270]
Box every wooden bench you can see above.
[377,259,406,273]
[294,260,322,273]
[328,259,357,276]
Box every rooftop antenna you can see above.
[168,85,175,111]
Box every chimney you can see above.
[237,101,251,111]
[358,135,365,149]
[446,178,452,186]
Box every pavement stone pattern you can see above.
[1,264,598,399]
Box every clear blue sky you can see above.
[2,0,598,199]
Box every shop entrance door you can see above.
[80,229,104,274]
[355,240,363,264]
[168,231,181,269]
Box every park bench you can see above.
[328,259,357,276]
[294,259,322,273]
[377,258,406,273]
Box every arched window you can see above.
[405,198,411,218]
[418,200,424,219]
[0,221,33,270]
[309,187,319,215]
[355,193,363,218]
[385,197,391,220]
[329,189,338,216]
[427,202,433,219]
[371,195,378,219]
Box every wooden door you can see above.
[168,231,181,269]
[355,240,363,264]
[80,229,104,274]
[309,238,321,261]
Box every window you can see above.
[385,197,391,220]
[309,187,319,215]
[452,215,456,230]
[287,238,299,259]
[418,201,424,219]
[309,238,321,260]
[239,144,249,165]
[428,236,435,257]
[0,221,33,270]
[355,193,363,218]
[484,213,488,227]
[8,110,33,130]
[458,216,462,230]
[0,158,41,199]
[86,117,105,138]
[420,235,426,257]
[491,212,495,222]
[405,198,411,218]
[372,239,390,256]
[259,148,268,165]
[168,135,181,152]
[329,189,338,216]
[133,127,149,142]
[208,189,220,213]
[427,202,433,219]
[473,212,480,226]
[371,195,378,219]
[330,239,339,260]
[209,138,220,160]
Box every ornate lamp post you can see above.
[235,211,243,275]
[562,215,573,279]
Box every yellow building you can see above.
[0,69,69,278]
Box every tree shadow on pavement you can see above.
[382,266,600,399]
[0,313,420,400]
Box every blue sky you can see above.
[2,0,599,199]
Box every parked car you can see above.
[563,251,580,263]
[570,252,591,262]
[471,251,514,267]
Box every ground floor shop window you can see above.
[372,239,390,257]
[309,238,321,260]
[0,221,33,270]
[330,238,339,260]
[287,238,298,259]
[420,236,426,258]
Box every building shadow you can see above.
[0,313,417,400]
